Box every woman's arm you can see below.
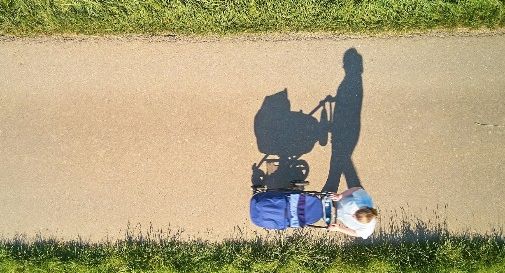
[341,187,362,198]
[330,187,362,201]
[327,223,359,237]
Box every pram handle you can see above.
[307,95,335,116]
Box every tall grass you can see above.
[1,219,504,273]
[0,0,504,36]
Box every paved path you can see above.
[1,34,504,240]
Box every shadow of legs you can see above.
[322,155,361,192]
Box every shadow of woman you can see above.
[322,48,364,192]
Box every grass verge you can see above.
[1,220,504,273]
[0,0,505,36]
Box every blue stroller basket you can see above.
[250,191,333,229]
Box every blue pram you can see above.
[250,91,336,230]
[250,190,334,229]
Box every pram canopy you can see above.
[250,192,323,229]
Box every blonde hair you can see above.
[355,207,378,223]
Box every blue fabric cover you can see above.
[303,195,323,225]
[250,192,289,229]
[250,192,323,229]
[289,194,301,228]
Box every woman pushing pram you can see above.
[324,48,377,239]
[250,49,378,238]
[249,89,378,239]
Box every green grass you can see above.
[1,219,504,273]
[0,0,504,36]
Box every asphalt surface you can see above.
[1,34,504,241]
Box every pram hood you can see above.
[250,192,323,230]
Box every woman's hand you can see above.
[327,223,359,237]
[327,224,340,232]
[329,193,343,201]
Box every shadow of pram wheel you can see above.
[251,184,267,194]
[251,180,310,194]
[250,157,311,193]
[288,159,309,181]
[290,180,310,191]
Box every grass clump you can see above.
[0,0,504,36]
[0,220,504,273]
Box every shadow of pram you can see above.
[251,89,331,190]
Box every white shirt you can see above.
[336,189,376,239]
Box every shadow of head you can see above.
[343,47,363,75]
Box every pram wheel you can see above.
[290,180,309,186]
[251,163,266,185]
[289,159,309,181]
[290,180,309,190]
[251,185,267,194]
